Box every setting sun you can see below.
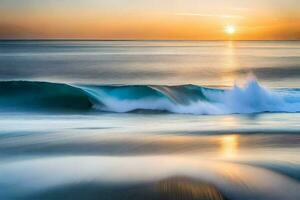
[1,1,300,199]
[225,25,236,35]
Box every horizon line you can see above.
[1,39,300,42]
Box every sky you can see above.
[1,0,300,40]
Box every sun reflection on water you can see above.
[220,135,239,159]
[220,41,240,86]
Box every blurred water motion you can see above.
[1,40,300,199]
[0,114,299,200]
[1,40,300,87]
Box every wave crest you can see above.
[1,79,300,115]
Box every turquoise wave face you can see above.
[0,81,92,112]
[1,80,300,114]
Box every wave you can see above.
[1,79,300,115]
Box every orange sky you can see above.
[1,0,300,40]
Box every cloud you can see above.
[175,13,244,19]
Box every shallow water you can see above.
[0,113,299,200]
[0,41,300,199]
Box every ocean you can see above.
[0,40,299,200]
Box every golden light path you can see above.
[220,134,239,159]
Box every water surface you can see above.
[0,40,299,200]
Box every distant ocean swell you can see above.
[1,80,300,115]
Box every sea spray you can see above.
[0,79,300,114]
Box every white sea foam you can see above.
[84,79,300,115]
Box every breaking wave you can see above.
[1,79,300,115]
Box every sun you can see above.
[225,25,236,35]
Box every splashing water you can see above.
[0,79,300,115]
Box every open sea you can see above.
[0,40,300,200]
